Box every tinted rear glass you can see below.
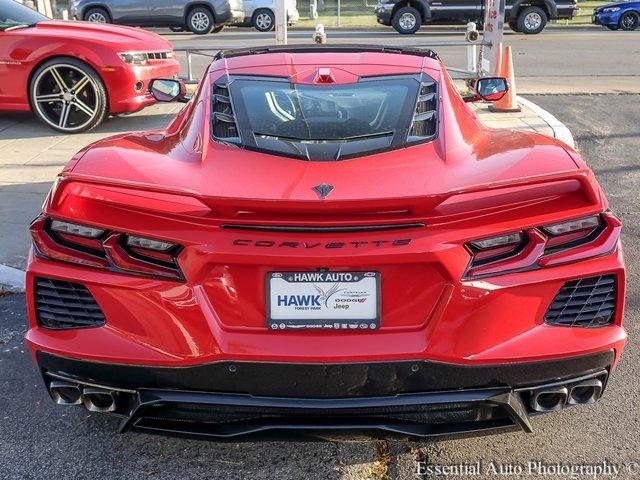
[231,79,415,142]
[217,74,437,161]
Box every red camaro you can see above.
[0,0,179,132]
[25,45,626,439]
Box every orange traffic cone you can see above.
[489,45,521,113]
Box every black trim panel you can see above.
[37,350,614,399]
[221,222,426,233]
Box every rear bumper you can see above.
[38,351,613,439]
[24,245,627,365]
[36,349,615,398]
[555,5,580,19]
[217,7,245,24]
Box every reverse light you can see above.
[126,235,176,252]
[543,215,600,236]
[470,232,522,250]
[50,219,105,238]
[119,52,148,65]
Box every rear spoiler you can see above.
[54,169,602,219]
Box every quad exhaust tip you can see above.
[530,386,568,413]
[49,381,119,412]
[83,387,117,413]
[568,379,603,406]
[49,381,82,406]
[530,378,605,413]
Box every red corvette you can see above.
[25,45,626,440]
[0,0,179,132]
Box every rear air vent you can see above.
[407,77,438,143]
[211,81,240,142]
[34,277,105,330]
[545,275,617,328]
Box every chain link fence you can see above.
[296,0,379,28]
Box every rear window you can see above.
[234,79,412,141]
[215,74,437,161]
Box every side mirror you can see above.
[464,77,508,103]
[149,78,188,103]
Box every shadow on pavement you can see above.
[0,105,180,141]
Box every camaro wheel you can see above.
[83,7,110,23]
[517,6,547,34]
[253,9,275,32]
[29,58,108,133]
[392,6,421,34]
[619,11,639,30]
[187,7,214,34]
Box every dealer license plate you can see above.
[267,271,380,330]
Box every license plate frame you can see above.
[266,271,381,331]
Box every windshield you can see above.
[232,79,414,142]
[0,0,48,30]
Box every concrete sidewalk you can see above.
[0,97,572,290]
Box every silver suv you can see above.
[71,0,244,34]
[236,0,299,31]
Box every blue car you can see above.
[593,0,640,30]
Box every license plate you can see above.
[267,271,380,330]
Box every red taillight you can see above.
[29,216,184,281]
[464,212,621,278]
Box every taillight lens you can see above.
[465,212,620,278]
[50,219,105,238]
[30,216,184,281]
[126,235,176,251]
[543,215,600,236]
[469,232,523,251]
[542,215,602,253]
[467,232,525,267]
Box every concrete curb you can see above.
[0,264,26,293]
[516,96,575,149]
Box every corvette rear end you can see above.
[25,45,626,440]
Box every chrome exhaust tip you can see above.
[82,387,117,413]
[568,379,603,405]
[49,381,82,406]
[530,386,568,412]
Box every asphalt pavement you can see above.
[1,94,638,479]
[164,28,640,93]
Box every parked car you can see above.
[70,0,244,34]
[26,44,626,440]
[235,0,299,32]
[592,0,639,30]
[0,0,179,132]
[374,0,579,34]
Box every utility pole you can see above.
[275,0,287,44]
